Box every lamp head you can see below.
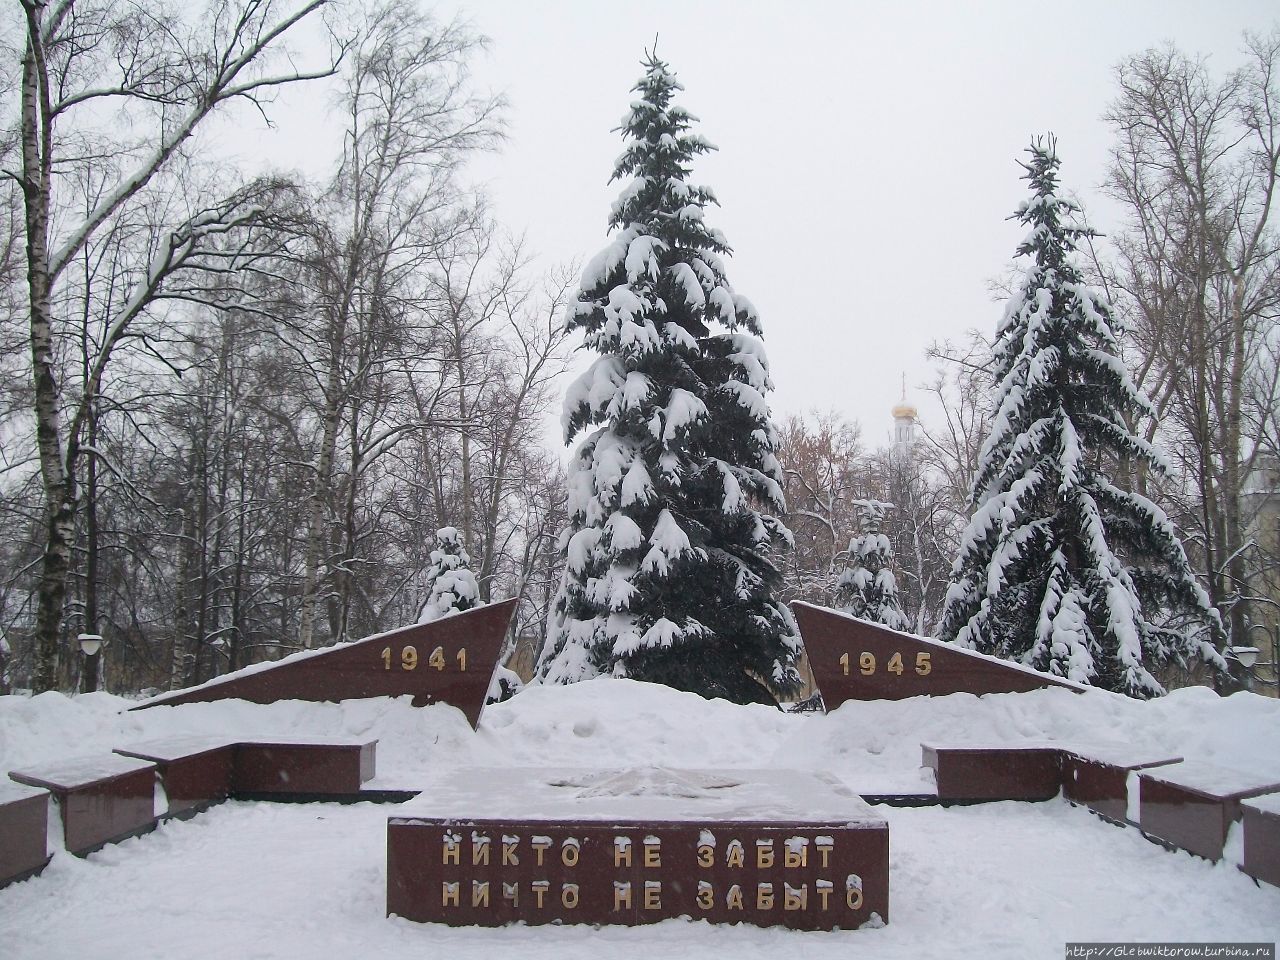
[77,633,103,656]
[1228,646,1260,669]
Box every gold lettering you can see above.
[442,835,460,866]
[696,843,714,867]
[696,882,714,910]
[784,840,807,868]
[532,837,551,866]
[532,881,549,908]
[441,881,460,907]
[502,840,519,866]
[472,836,490,866]
[643,838,661,868]
[816,882,833,911]
[561,841,580,867]
[756,840,774,869]
[613,837,632,868]
[613,882,632,911]
[757,883,774,911]
[502,882,518,907]
[471,881,489,908]
[726,840,745,869]
[562,884,579,909]
[816,839,834,869]
[726,884,744,910]
[643,881,661,911]
[847,880,864,911]
[784,883,808,911]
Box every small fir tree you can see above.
[418,527,480,623]
[837,500,910,631]
[535,54,802,705]
[937,138,1225,698]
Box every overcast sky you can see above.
[258,0,1277,449]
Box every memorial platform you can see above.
[387,766,889,930]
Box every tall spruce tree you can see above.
[837,500,910,631]
[535,54,802,705]
[937,139,1225,698]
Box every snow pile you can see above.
[3,679,1278,795]
[1,680,1278,957]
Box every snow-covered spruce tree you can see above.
[535,54,803,706]
[837,500,910,631]
[937,139,1226,698]
[418,528,481,623]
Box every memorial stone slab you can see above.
[0,780,50,887]
[1240,793,1280,889]
[922,743,1063,801]
[9,754,158,856]
[234,737,376,797]
[387,766,888,930]
[114,737,237,817]
[132,598,517,728]
[1138,761,1280,861]
[793,602,1082,708]
[1060,745,1182,824]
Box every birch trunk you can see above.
[22,12,73,693]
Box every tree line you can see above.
[0,0,568,693]
[1,2,1276,698]
[777,33,1280,692]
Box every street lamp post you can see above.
[1226,645,1259,692]
[1245,622,1279,695]
[78,633,103,694]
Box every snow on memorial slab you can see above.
[387,766,888,929]
[794,602,1082,707]
[131,598,517,728]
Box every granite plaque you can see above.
[794,602,1082,708]
[133,599,517,728]
[387,766,888,930]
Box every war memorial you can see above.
[4,24,1280,955]
[3,598,1279,934]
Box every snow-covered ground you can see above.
[2,679,1278,958]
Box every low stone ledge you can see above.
[1138,761,1280,862]
[115,737,237,818]
[0,780,51,887]
[233,738,376,795]
[9,754,158,856]
[1060,746,1183,825]
[1239,793,1280,888]
[921,743,1063,801]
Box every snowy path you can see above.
[2,796,1273,960]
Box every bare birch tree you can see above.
[290,1,502,648]
[7,0,337,691]
[1103,31,1280,646]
